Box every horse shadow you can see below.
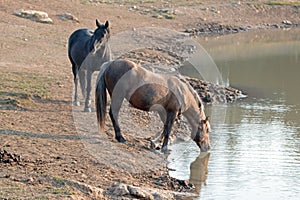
[0,129,98,141]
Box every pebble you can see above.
[282,20,292,25]
[71,160,77,164]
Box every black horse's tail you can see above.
[68,38,76,81]
[95,61,112,129]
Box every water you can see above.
[168,29,300,200]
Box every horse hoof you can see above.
[150,140,156,149]
[120,139,127,144]
[84,107,91,112]
[150,141,160,150]
[117,136,127,143]
[73,101,80,106]
[161,146,170,154]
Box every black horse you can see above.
[68,20,111,112]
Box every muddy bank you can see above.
[186,77,245,104]
[184,19,300,35]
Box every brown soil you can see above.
[0,0,299,199]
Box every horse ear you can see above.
[105,21,109,29]
[205,116,210,122]
[96,19,101,27]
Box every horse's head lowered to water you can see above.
[194,116,211,152]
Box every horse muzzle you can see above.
[200,142,211,152]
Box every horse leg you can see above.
[151,132,164,150]
[161,111,177,153]
[73,65,80,106]
[84,70,92,112]
[151,109,166,149]
[79,69,86,99]
[109,98,126,143]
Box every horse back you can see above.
[105,59,175,111]
[104,59,136,93]
[68,28,93,67]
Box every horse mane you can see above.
[175,74,204,113]
[96,61,113,82]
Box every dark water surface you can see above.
[169,29,300,200]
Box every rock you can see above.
[0,148,22,164]
[106,183,197,199]
[56,13,79,22]
[25,177,35,184]
[107,183,130,196]
[67,180,104,199]
[14,9,53,24]
[128,185,153,199]
[271,24,280,28]
[282,20,292,25]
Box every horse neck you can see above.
[93,40,111,61]
[183,102,206,131]
[184,105,199,121]
[177,74,204,111]
[88,35,96,52]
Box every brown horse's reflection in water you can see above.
[95,59,211,152]
[190,152,210,194]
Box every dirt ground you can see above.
[0,0,299,199]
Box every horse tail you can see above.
[68,35,77,83]
[95,61,112,129]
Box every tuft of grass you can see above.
[82,0,201,6]
[48,176,74,196]
[0,72,51,98]
[48,188,73,195]
[82,0,157,4]
[164,13,175,19]
[52,176,66,187]
[33,197,49,200]
[264,1,300,6]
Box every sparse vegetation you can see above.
[82,0,157,4]
[264,1,300,6]
[48,187,73,195]
[52,176,66,187]
[0,71,52,109]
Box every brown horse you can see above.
[95,59,211,152]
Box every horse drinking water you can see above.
[68,20,111,112]
[95,59,211,152]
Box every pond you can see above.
[168,29,300,200]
